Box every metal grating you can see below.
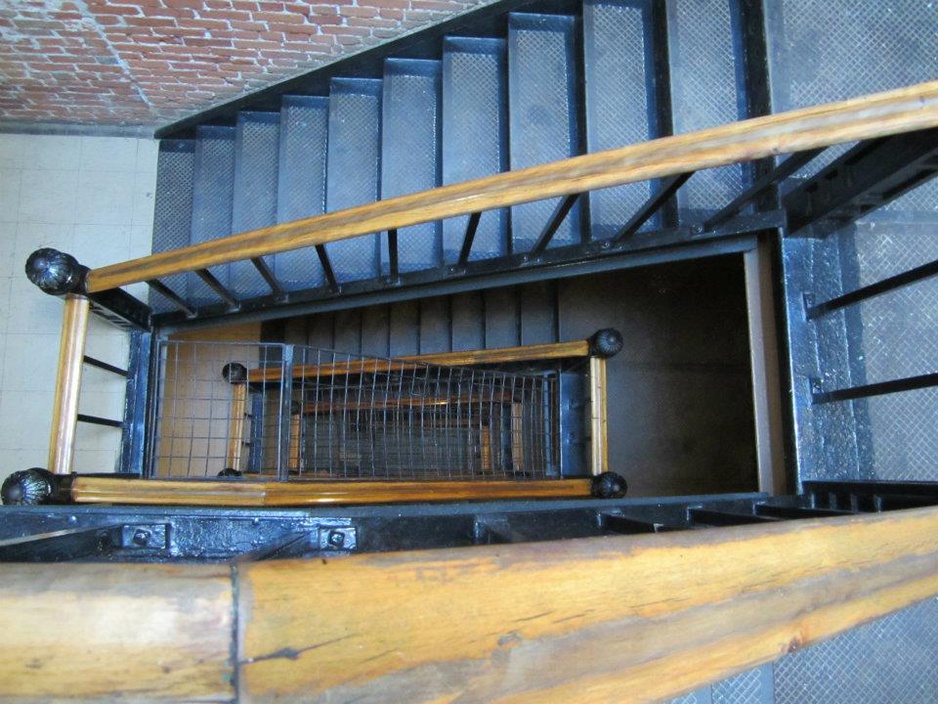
[152,341,555,480]
[766,0,938,211]
[774,598,938,704]
[508,14,580,251]
[671,689,711,704]
[712,665,774,703]
[582,0,654,239]
[231,112,280,297]
[325,79,382,282]
[441,39,508,262]
[153,341,282,478]
[294,349,550,479]
[276,95,328,290]
[864,388,938,481]
[667,0,744,216]
[836,227,938,481]
[381,60,442,274]
[150,141,195,312]
[188,125,236,305]
[848,279,938,384]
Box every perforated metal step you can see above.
[231,111,280,297]
[325,77,383,283]
[507,13,581,252]
[582,0,655,239]
[188,125,236,305]
[381,58,442,274]
[277,95,329,291]
[666,0,744,220]
[150,140,195,312]
[441,36,509,263]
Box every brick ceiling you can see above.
[0,0,484,128]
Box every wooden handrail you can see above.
[245,338,593,382]
[2,506,937,701]
[85,81,938,293]
[65,476,596,506]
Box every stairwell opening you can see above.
[253,252,765,498]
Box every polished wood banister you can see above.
[65,476,598,507]
[2,506,937,701]
[245,339,593,382]
[85,80,938,293]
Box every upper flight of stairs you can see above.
[150,0,752,314]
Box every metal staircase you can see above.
[147,0,752,322]
[4,1,938,700]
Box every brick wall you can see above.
[0,0,490,128]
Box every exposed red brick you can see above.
[0,0,485,125]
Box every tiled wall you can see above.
[0,133,157,483]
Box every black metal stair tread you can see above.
[324,78,383,283]
[150,139,195,312]
[381,58,443,274]
[582,0,655,240]
[276,95,329,291]
[231,111,280,298]
[441,36,508,263]
[507,12,580,253]
[188,125,236,306]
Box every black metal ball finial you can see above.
[590,472,628,499]
[25,248,87,296]
[221,362,248,383]
[588,328,624,358]
[1,468,58,505]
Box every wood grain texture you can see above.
[236,507,938,703]
[48,295,90,475]
[247,339,592,382]
[68,476,594,507]
[86,81,938,292]
[226,382,248,470]
[588,356,608,475]
[0,563,234,701]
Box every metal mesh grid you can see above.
[774,597,938,704]
[325,80,382,282]
[292,347,550,479]
[152,340,283,478]
[150,141,195,313]
[188,126,236,305]
[767,0,938,211]
[836,227,938,481]
[276,96,328,290]
[667,0,744,215]
[712,665,773,703]
[442,40,508,262]
[151,341,554,480]
[230,112,280,297]
[865,387,938,482]
[583,0,654,239]
[508,15,579,250]
[381,63,442,273]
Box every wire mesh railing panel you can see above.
[151,342,556,481]
[290,348,553,480]
[152,340,287,478]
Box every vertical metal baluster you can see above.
[277,344,294,481]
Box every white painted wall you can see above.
[0,133,157,483]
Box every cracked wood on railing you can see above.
[4,506,938,701]
[84,81,938,293]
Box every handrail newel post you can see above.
[25,248,92,476]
